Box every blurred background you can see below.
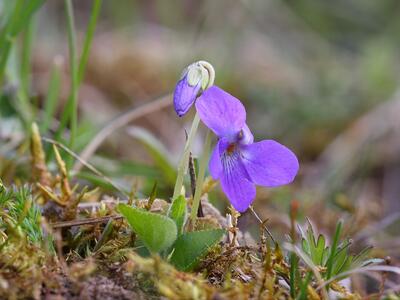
[1,0,400,271]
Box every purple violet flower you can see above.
[195,86,299,212]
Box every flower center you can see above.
[226,143,236,155]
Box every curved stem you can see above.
[172,113,201,200]
[190,129,212,223]
[172,60,215,201]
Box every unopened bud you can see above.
[173,60,215,117]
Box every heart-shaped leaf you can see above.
[118,204,177,253]
[170,229,225,271]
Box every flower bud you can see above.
[173,61,215,117]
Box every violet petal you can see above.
[220,148,256,212]
[241,140,299,187]
[209,138,229,179]
[195,86,246,140]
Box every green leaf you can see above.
[76,171,127,193]
[127,126,176,185]
[170,229,225,271]
[118,204,177,253]
[301,237,310,255]
[306,224,318,264]
[326,220,343,280]
[332,244,349,276]
[168,195,187,235]
[321,246,330,266]
[315,234,326,265]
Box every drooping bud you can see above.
[173,60,215,117]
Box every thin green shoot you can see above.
[190,129,212,223]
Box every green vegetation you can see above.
[0,1,399,299]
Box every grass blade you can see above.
[56,0,102,167]
[0,0,24,83]
[127,126,176,186]
[41,59,62,133]
[78,0,102,85]
[0,0,45,84]
[13,0,46,35]
[64,0,79,165]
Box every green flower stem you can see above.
[190,129,212,223]
[172,113,201,199]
